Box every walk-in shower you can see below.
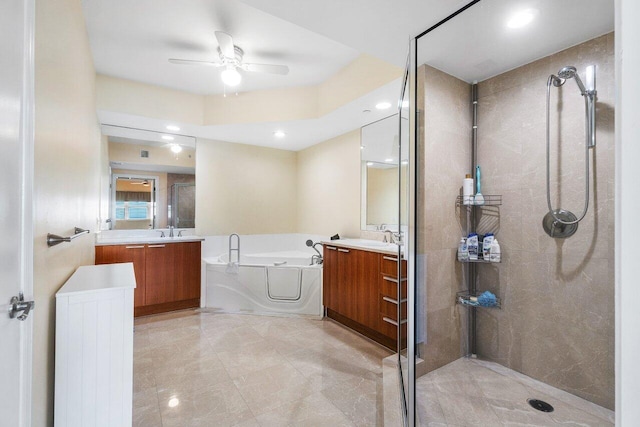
[543,64,597,238]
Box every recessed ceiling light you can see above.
[170,144,182,153]
[507,9,537,29]
[376,102,392,110]
[273,130,286,138]
[385,158,394,162]
[166,125,180,132]
[161,135,174,141]
[168,397,180,408]
[366,162,374,166]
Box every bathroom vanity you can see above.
[95,235,203,316]
[322,240,406,350]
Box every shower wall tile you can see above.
[418,65,472,373]
[475,33,614,409]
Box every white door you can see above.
[0,0,35,425]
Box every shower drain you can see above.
[527,399,554,413]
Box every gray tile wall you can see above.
[475,33,615,409]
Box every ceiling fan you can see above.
[169,31,289,87]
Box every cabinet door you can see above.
[95,245,146,308]
[336,247,357,318]
[174,242,201,301]
[354,250,380,329]
[322,245,339,310]
[144,243,176,305]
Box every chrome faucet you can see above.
[157,230,165,238]
[383,230,403,244]
[311,254,323,265]
[169,225,174,238]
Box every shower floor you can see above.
[416,358,614,426]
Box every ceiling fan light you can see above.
[221,66,242,87]
[170,144,183,153]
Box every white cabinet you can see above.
[54,263,136,427]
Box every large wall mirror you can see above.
[103,125,196,230]
[361,114,400,231]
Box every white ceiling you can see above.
[84,0,614,152]
[81,0,360,95]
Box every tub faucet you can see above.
[311,254,323,265]
[306,239,323,265]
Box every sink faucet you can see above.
[383,230,403,244]
[157,230,165,238]
[169,225,174,238]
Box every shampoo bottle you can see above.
[457,237,468,261]
[482,233,494,260]
[467,233,479,260]
[490,238,501,262]
[462,174,474,205]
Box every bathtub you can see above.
[202,250,323,317]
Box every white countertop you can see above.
[95,235,204,246]
[321,238,401,256]
[56,263,137,296]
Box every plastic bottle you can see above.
[482,233,494,260]
[467,233,479,260]
[490,238,501,262]
[462,174,474,205]
[457,237,468,261]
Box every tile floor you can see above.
[416,358,615,426]
[132,309,392,426]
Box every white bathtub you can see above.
[202,250,323,317]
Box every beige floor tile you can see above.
[255,392,356,427]
[216,341,290,378]
[321,375,384,427]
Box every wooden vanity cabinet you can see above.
[93,244,146,308]
[95,241,201,316]
[323,243,406,349]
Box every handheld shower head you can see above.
[306,239,322,257]
[557,66,586,94]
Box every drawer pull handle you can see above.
[148,244,166,248]
[383,276,398,284]
[383,256,398,261]
[382,317,398,326]
[337,248,350,253]
[383,296,398,305]
[125,245,145,249]
[326,246,337,251]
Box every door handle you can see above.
[9,292,35,321]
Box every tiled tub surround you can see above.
[475,33,615,409]
[416,358,614,426]
[132,310,392,426]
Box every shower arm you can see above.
[545,74,592,225]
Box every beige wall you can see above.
[366,166,398,226]
[109,141,196,169]
[475,34,615,408]
[195,138,297,235]
[297,130,361,237]
[418,64,472,372]
[33,0,103,424]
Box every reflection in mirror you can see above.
[361,114,399,231]
[103,125,196,230]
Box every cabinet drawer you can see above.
[379,314,407,339]
[381,255,407,278]
[380,275,407,299]
[380,296,407,321]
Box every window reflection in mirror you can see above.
[361,114,400,231]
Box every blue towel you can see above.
[478,291,497,307]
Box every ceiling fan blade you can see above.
[168,58,222,67]
[241,63,289,75]
[215,31,236,59]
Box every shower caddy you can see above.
[455,83,502,357]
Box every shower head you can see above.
[306,239,322,257]
[557,66,577,79]
[305,239,313,247]
[557,66,586,94]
